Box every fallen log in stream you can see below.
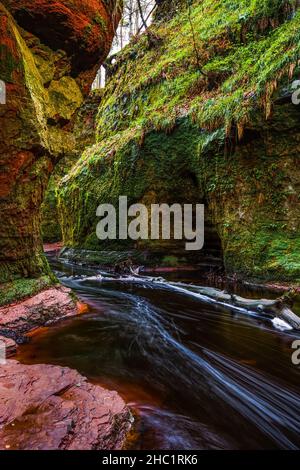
[189,286,300,330]
[129,269,300,329]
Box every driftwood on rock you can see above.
[270,305,300,330]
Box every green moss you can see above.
[32,48,56,85]
[58,120,203,248]
[94,13,107,30]
[41,92,100,243]
[48,76,83,120]
[0,44,20,82]
[41,177,62,243]
[161,256,180,267]
[0,276,55,307]
[58,0,300,282]
[224,230,300,281]
[94,0,300,144]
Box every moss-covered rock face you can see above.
[204,102,300,281]
[59,0,300,282]
[154,0,186,21]
[42,91,101,242]
[0,1,120,283]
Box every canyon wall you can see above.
[0,0,121,285]
[58,0,300,282]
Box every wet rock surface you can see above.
[0,286,77,336]
[0,360,132,450]
[0,335,16,357]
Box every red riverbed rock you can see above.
[0,360,132,450]
[0,286,78,336]
[0,335,16,357]
[43,242,63,254]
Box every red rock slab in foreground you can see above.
[0,286,78,335]
[0,360,132,450]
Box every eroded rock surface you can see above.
[0,286,77,337]
[0,360,132,450]
[0,335,16,357]
[2,0,119,80]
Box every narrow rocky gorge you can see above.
[0,0,133,451]
[56,0,300,284]
[0,0,300,452]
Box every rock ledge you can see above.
[0,360,132,450]
[0,286,78,339]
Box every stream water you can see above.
[17,255,300,450]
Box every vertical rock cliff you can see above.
[58,0,300,282]
[0,1,121,285]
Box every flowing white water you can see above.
[17,257,300,450]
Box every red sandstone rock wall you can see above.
[2,0,121,88]
[0,1,120,283]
